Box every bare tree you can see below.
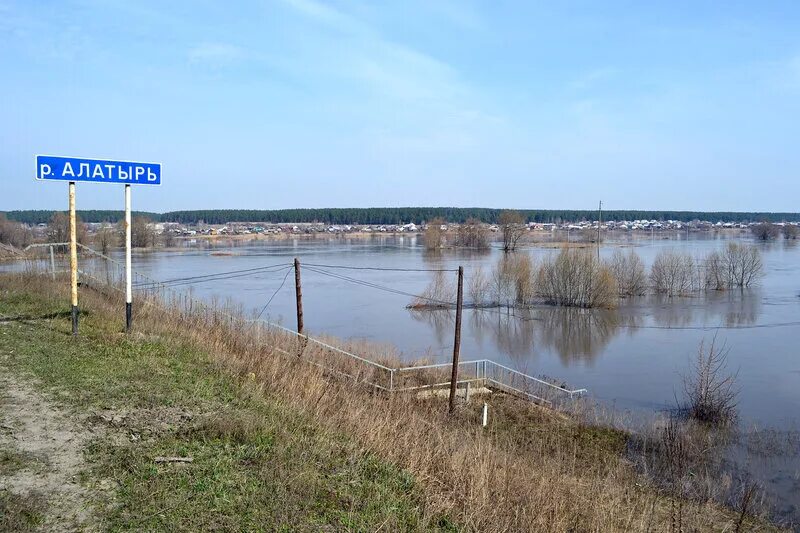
[782,224,799,240]
[682,336,738,425]
[650,250,697,295]
[0,214,33,248]
[94,225,117,255]
[703,251,727,291]
[161,229,177,248]
[499,210,526,252]
[47,212,87,244]
[536,248,617,308]
[719,242,763,287]
[423,217,446,250]
[129,216,156,248]
[609,249,647,297]
[468,265,489,306]
[453,218,489,249]
[751,222,779,241]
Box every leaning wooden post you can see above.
[294,258,304,354]
[69,181,78,336]
[448,266,464,414]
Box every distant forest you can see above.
[4,208,800,225]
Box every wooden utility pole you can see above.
[597,200,602,260]
[448,266,464,414]
[294,257,304,336]
[69,182,78,336]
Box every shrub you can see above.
[536,248,617,308]
[650,250,697,295]
[453,218,489,249]
[609,249,647,297]
[682,337,738,425]
[423,217,446,250]
[751,222,779,241]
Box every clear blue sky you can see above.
[2,1,799,212]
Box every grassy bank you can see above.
[0,273,779,531]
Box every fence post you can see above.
[49,245,55,280]
[482,402,488,427]
[389,369,394,392]
[448,266,464,414]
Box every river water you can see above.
[14,232,800,521]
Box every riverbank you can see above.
[0,273,781,531]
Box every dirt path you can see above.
[0,370,96,531]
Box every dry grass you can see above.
[1,272,781,532]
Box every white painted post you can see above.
[465,381,471,402]
[49,245,55,280]
[124,184,132,332]
[482,402,488,427]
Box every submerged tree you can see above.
[453,218,489,249]
[499,210,526,252]
[423,217,446,250]
[751,222,779,241]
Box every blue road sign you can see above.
[36,155,161,185]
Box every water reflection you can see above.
[410,290,763,367]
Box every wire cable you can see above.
[133,263,292,288]
[302,262,456,273]
[251,267,294,323]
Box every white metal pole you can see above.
[125,184,132,332]
[482,402,488,427]
[69,182,78,335]
[49,245,55,280]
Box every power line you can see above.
[302,262,456,272]
[133,263,292,288]
[251,267,294,323]
[302,265,541,323]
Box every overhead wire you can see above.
[302,265,541,322]
[133,262,292,288]
[251,267,294,323]
[302,262,457,273]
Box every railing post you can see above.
[448,266,464,414]
[389,369,394,392]
[49,245,55,280]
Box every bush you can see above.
[453,218,489,249]
[0,214,33,249]
[536,248,617,308]
[650,250,697,295]
[751,222,779,241]
[609,250,647,297]
[423,217,446,250]
[782,224,799,240]
[682,336,738,425]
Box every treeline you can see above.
[4,208,800,225]
[3,210,162,225]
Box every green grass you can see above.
[0,285,445,531]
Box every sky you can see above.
[1,0,800,213]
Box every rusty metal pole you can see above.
[294,257,304,336]
[69,182,78,336]
[448,266,464,414]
